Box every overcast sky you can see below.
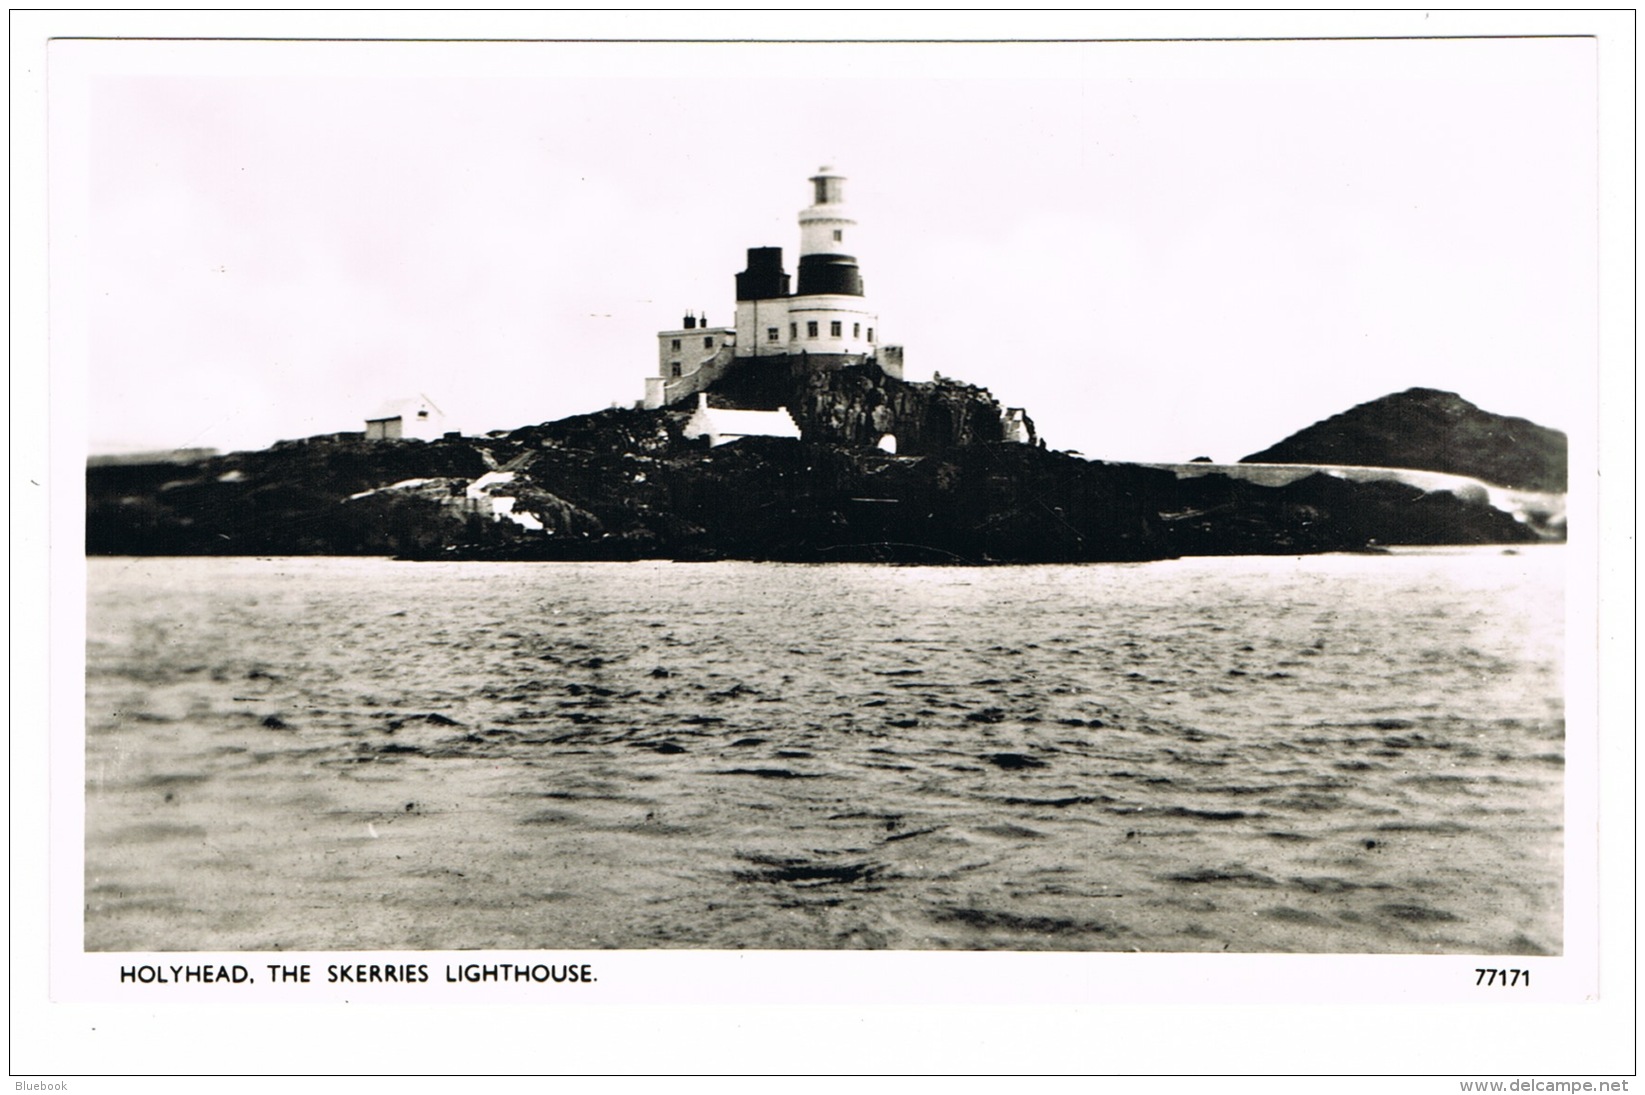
[57,36,1596,462]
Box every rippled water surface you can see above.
[85,549,1563,953]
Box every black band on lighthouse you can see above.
[795,253,864,297]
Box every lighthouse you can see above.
[731,166,882,364]
[647,166,900,410]
[785,166,878,359]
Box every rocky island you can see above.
[85,164,1569,564]
[85,362,1562,563]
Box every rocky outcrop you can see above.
[701,355,1032,455]
[1159,470,1538,555]
[640,439,1169,563]
[1241,388,1567,492]
[85,433,487,556]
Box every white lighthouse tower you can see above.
[786,166,879,360]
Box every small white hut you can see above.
[365,394,447,441]
[682,393,801,447]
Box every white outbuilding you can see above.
[365,394,447,441]
[682,393,801,447]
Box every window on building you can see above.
[704,337,714,349]
[807,321,819,338]
[833,229,843,242]
[867,327,875,343]
[670,338,681,351]
[767,327,779,342]
[830,321,842,337]
[790,322,797,339]
[670,362,682,378]
[853,322,860,338]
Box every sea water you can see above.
[83,548,1563,953]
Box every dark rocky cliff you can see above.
[1241,388,1567,492]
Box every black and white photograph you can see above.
[14,10,1634,1084]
